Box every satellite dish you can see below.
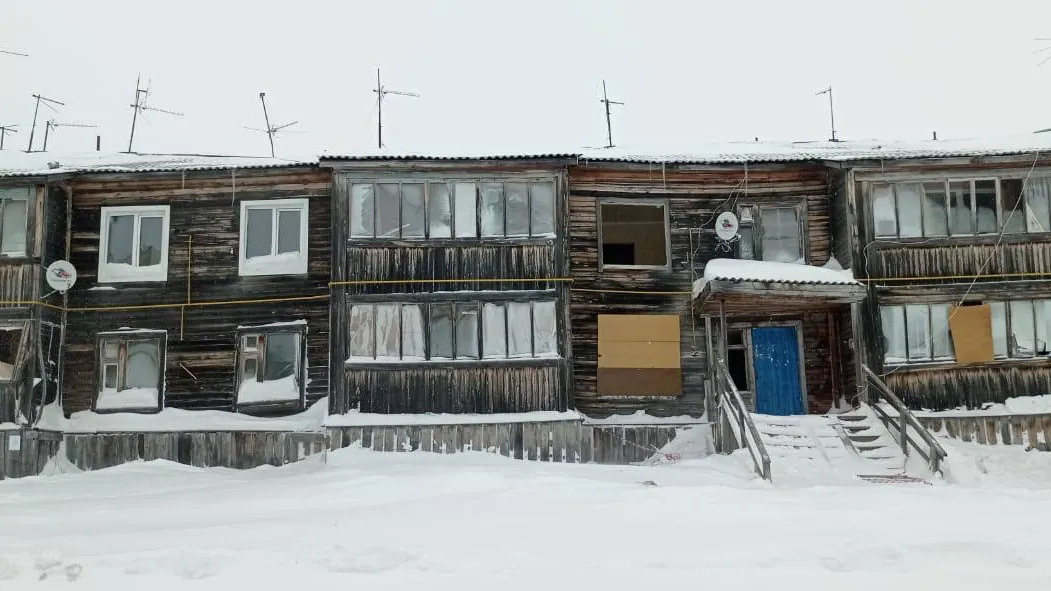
[45,260,77,293]
[715,212,740,241]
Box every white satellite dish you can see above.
[715,212,740,241]
[45,260,77,293]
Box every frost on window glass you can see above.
[948,181,973,235]
[1036,300,1051,356]
[429,304,454,359]
[507,302,532,357]
[375,304,401,359]
[107,215,135,264]
[428,183,452,238]
[930,304,953,360]
[760,207,801,263]
[1010,300,1036,358]
[376,183,401,238]
[905,304,931,360]
[896,183,922,238]
[456,305,479,359]
[505,182,530,236]
[1000,179,1026,234]
[975,180,998,234]
[0,189,28,255]
[991,302,1008,358]
[872,184,897,237]
[348,304,375,358]
[532,301,557,356]
[1024,177,1051,233]
[454,182,477,237]
[125,341,160,389]
[482,303,507,358]
[401,305,426,360]
[138,216,163,266]
[881,306,906,363]
[401,183,425,238]
[737,225,755,260]
[480,183,504,237]
[264,333,298,381]
[530,182,555,236]
[922,182,948,237]
[245,208,273,258]
[350,184,374,237]
[277,209,301,254]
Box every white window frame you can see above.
[238,198,309,276]
[98,205,171,283]
[0,187,31,257]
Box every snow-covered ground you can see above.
[2,443,1051,589]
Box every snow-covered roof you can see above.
[693,259,859,298]
[319,152,578,162]
[0,151,317,178]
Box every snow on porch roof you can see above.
[693,259,860,299]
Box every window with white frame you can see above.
[95,331,166,412]
[880,304,953,364]
[236,326,305,406]
[0,187,30,256]
[346,300,558,362]
[98,205,170,283]
[350,180,556,239]
[736,204,805,263]
[239,199,309,276]
[872,176,1051,239]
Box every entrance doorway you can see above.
[724,324,806,416]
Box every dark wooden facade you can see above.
[326,157,575,415]
[568,158,860,418]
[847,155,1051,410]
[61,165,331,416]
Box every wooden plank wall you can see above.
[0,429,63,480]
[568,161,832,418]
[918,413,1051,448]
[62,167,331,415]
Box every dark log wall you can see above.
[329,164,573,415]
[62,167,331,416]
[855,157,1051,409]
[568,161,832,418]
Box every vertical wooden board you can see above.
[442,425,458,455]
[495,423,511,458]
[1027,419,1039,449]
[975,420,988,444]
[1000,420,1012,446]
[550,422,567,463]
[960,418,974,443]
[987,420,1000,445]
[579,426,593,463]
[1043,418,1051,447]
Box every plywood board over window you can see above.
[949,304,994,363]
[597,314,682,396]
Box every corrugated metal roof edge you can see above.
[710,277,860,286]
[578,146,1051,165]
[319,153,580,162]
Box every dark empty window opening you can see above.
[0,327,23,380]
[600,202,668,267]
[727,348,749,392]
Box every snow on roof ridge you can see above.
[693,258,859,298]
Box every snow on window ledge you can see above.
[240,251,308,277]
[95,387,160,412]
[97,262,168,284]
[237,374,301,405]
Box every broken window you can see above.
[401,183,426,238]
[922,182,948,236]
[991,302,1008,358]
[95,332,165,412]
[948,181,974,235]
[874,178,1032,239]
[428,183,452,238]
[505,182,530,236]
[240,199,308,276]
[0,326,24,381]
[987,299,1051,359]
[376,183,401,238]
[1000,179,1026,234]
[98,206,169,283]
[0,187,29,256]
[236,328,304,406]
[880,304,952,364]
[429,304,455,359]
[1024,177,1051,233]
[350,183,374,237]
[600,201,668,267]
[480,183,504,237]
[975,180,998,234]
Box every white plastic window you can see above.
[239,199,308,276]
[98,205,170,283]
[0,187,29,256]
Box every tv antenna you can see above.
[0,46,29,57]
[0,125,17,150]
[373,68,418,149]
[815,85,838,142]
[244,92,298,157]
[599,80,624,149]
[126,74,184,153]
[42,119,97,152]
[26,94,64,152]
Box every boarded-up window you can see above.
[597,314,681,396]
[948,305,994,363]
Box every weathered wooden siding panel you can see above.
[828,169,853,268]
[62,168,331,415]
[867,239,1051,283]
[918,413,1051,448]
[885,364,1051,411]
[0,429,62,480]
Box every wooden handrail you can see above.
[863,365,948,474]
[716,359,771,481]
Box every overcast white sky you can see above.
[3,0,1051,158]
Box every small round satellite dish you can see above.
[715,212,740,241]
[45,260,77,293]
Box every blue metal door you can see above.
[751,326,804,415]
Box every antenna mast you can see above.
[816,86,837,142]
[126,74,184,153]
[42,120,97,152]
[600,80,624,149]
[373,68,418,149]
[0,46,29,57]
[0,125,17,150]
[26,94,65,152]
[245,92,298,157]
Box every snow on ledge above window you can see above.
[98,261,167,284]
[237,374,300,405]
[324,409,584,427]
[237,319,307,330]
[241,251,308,276]
[95,387,159,411]
[693,258,858,297]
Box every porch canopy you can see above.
[693,259,866,314]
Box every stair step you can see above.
[857,474,930,485]
[846,435,881,443]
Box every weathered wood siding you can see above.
[568,161,832,418]
[329,163,573,416]
[0,429,63,480]
[62,167,331,415]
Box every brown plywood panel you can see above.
[598,340,681,369]
[598,314,680,342]
[597,368,682,396]
[950,304,994,364]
